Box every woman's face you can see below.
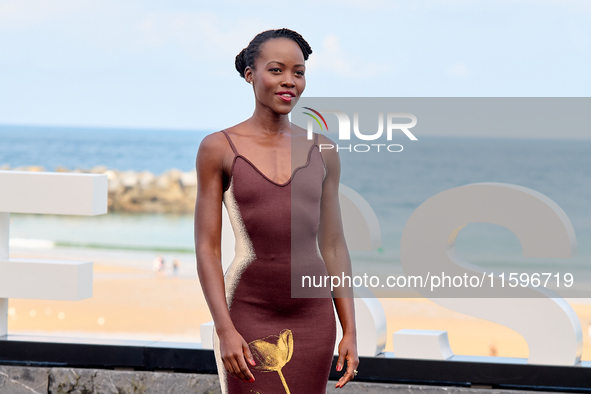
[246,37,306,116]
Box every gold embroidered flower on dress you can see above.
[248,329,293,394]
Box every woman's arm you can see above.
[194,133,256,383]
[317,134,359,389]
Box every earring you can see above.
[249,81,253,85]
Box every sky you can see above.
[0,0,589,133]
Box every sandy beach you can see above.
[6,246,591,361]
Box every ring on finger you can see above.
[353,369,358,377]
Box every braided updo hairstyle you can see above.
[235,28,312,80]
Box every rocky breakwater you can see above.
[0,164,198,214]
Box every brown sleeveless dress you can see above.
[213,130,337,394]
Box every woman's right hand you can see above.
[218,328,256,383]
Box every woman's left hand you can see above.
[334,333,359,388]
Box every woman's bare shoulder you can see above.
[316,132,337,146]
[290,124,335,141]
[312,132,338,158]
[198,122,247,153]
[196,128,240,169]
[197,130,228,157]
[196,126,248,179]
[222,123,247,134]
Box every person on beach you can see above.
[172,258,180,276]
[194,28,359,393]
[153,255,163,273]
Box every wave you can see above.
[9,238,55,248]
[9,238,194,254]
[54,240,194,254]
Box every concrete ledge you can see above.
[0,366,221,394]
[3,336,591,391]
[0,365,565,394]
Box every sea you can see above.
[2,125,591,298]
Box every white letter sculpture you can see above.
[400,182,582,366]
[0,170,108,336]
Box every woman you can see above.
[194,28,359,393]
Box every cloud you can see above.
[0,0,96,29]
[306,34,391,79]
[134,11,264,60]
[325,0,400,10]
[528,0,591,9]
[448,62,472,77]
[0,0,269,67]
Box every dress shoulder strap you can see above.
[220,130,239,156]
